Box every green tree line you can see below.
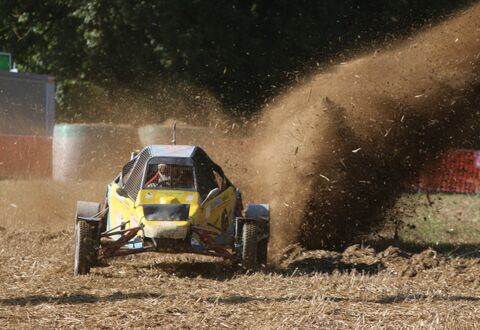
[0,0,473,120]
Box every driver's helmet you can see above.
[158,163,168,175]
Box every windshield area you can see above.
[144,163,195,190]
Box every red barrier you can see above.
[408,149,480,193]
[1,132,477,192]
[0,134,52,178]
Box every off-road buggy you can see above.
[73,144,269,275]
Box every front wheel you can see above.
[74,220,95,275]
[241,222,258,270]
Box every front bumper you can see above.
[142,220,190,239]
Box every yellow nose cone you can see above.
[143,220,190,239]
[159,196,180,204]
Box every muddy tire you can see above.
[75,201,101,266]
[257,239,268,266]
[242,222,258,270]
[74,220,94,275]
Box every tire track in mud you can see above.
[251,3,480,251]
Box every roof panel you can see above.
[148,145,197,158]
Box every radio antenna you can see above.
[172,121,177,145]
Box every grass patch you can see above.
[389,193,480,255]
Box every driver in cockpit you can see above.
[145,163,171,188]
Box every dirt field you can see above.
[0,179,479,328]
[2,3,480,328]
[1,229,479,328]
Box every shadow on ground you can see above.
[374,293,480,304]
[286,257,384,275]
[137,260,238,280]
[3,291,478,307]
[205,293,480,305]
[0,292,162,306]
[136,257,384,280]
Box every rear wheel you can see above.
[242,222,258,270]
[74,220,94,275]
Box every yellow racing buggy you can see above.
[73,145,269,275]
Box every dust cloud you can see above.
[251,3,480,251]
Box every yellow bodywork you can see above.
[107,183,236,243]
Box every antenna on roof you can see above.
[172,121,177,145]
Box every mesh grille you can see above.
[121,158,136,183]
[124,147,152,199]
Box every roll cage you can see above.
[115,145,231,200]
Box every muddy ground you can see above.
[0,228,479,328]
[0,180,479,328]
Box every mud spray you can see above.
[251,3,480,252]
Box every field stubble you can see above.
[0,180,479,328]
[0,230,479,328]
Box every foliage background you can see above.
[0,0,474,121]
